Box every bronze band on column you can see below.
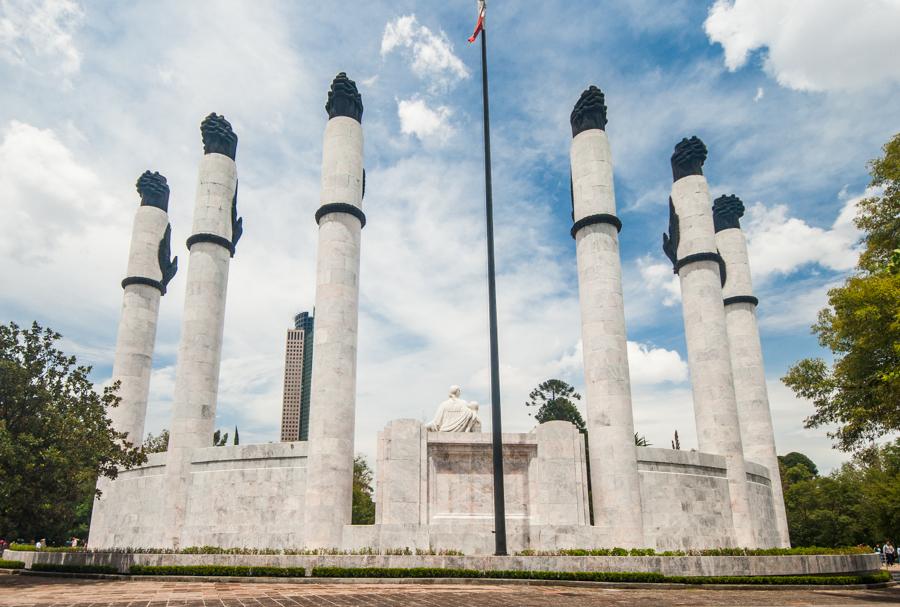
[674,251,727,287]
[570,213,622,239]
[315,202,367,229]
[186,233,236,257]
[121,276,167,295]
[724,295,759,307]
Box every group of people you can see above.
[0,537,81,552]
[875,541,896,566]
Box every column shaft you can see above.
[91,171,176,547]
[670,174,755,547]
[716,224,790,547]
[571,128,643,546]
[168,152,236,451]
[164,136,237,547]
[304,112,364,549]
[108,205,170,443]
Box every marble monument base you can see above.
[88,420,781,553]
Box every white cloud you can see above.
[767,379,854,474]
[0,0,84,77]
[0,120,122,264]
[627,341,688,385]
[753,87,764,102]
[704,0,900,91]
[380,14,469,91]
[743,188,867,281]
[556,339,688,387]
[758,278,840,331]
[633,384,696,450]
[636,256,680,306]
[397,98,453,142]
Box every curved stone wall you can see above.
[636,447,777,550]
[6,550,882,578]
[88,443,308,549]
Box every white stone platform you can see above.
[87,420,781,553]
[5,550,882,578]
[88,442,308,549]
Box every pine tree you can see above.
[525,379,586,431]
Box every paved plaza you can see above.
[1,576,898,607]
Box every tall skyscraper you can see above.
[280,310,314,441]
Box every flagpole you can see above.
[479,18,508,557]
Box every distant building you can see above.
[280,310,314,441]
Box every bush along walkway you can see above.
[22,563,891,586]
[308,567,891,586]
[4,544,873,556]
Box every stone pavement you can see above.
[1,576,898,607]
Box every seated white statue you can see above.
[425,385,481,432]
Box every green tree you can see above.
[783,133,900,453]
[779,444,900,546]
[779,452,819,477]
[142,429,169,453]
[525,379,585,431]
[0,321,145,543]
[634,432,650,446]
[352,455,375,525]
[233,425,239,446]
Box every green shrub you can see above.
[313,567,483,578]
[515,546,871,557]
[31,563,118,574]
[310,566,889,586]
[178,546,282,555]
[129,565,305,577]
[0,559,25,569]
[663,572,891,585]
[485,569,666,583]
[7,544,83,553]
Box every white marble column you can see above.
[304,73,365,549]
[664,137,755,547]
[108,171,177,445]
[89,172,178,547]
[714,195,790,547]
[164,113,240,548]
[569,86,644,546]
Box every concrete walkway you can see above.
[1,576,898,607]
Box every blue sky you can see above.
[1,0,898,472]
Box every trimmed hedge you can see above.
[663,572,891,585]
[8,544,82,553]
[516,546,872,557]
[310,566,891,586]
[16,562,891,585]
[0,559,25,569]
[129,565,306,577]
[31,563,118,574]
[313,567,487,579]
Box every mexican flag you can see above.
[468,0,486,43]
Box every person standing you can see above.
[884,541,895,566]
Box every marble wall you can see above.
[8,549,882,578]
[89,424,781,553]
[376,420,589,531]
[88,443,308,549]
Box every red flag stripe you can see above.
[468,7,485,43]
